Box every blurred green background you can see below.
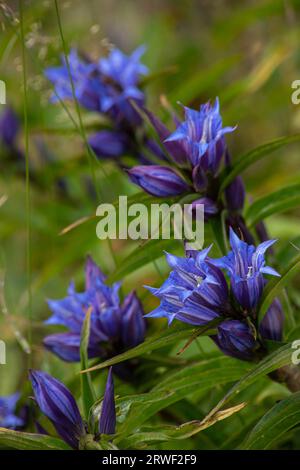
[0,0,300,448]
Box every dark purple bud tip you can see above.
[259,298,284,342]
[225,176,245,212]
[99,367,116,435]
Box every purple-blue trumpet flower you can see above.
[43,256,146,363]
[146,229,282,360]
[165,98,235,175]
[98,45,148,126]
[211,228,280,311]
[45,46,147,131]
[129,98,235,191]
[128,98,235,219]
[45,49,104,112]
[0,393,24,429]
[29,367,116,449]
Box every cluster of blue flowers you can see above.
[128,99,246,222]
[0,43,287,449]
[43,256,146,366]
[45,47,165,165]
[146,228,283,360]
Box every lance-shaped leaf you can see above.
[0,428,71,450]
[258,252,300,322]
[218,134,300,194]
[120,402,246,448]
[81,322,218,374]
[200,342,293,427]
[241,392,300,449]
[245,183,300,227]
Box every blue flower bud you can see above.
[259,298,284,341]
[212,320,255,360]
[89,130,130,159]
[99,368,116,435]
[128,165,189,197]
[29,370,85,449]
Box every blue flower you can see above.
[98,46,148,125]
[43,256,146,362]
[145,246,229,326]
[0,393,24,429]
[99,46,148,88]
[146,230,282,361]
[45,46,148,127]
[129,99,235,219]
[165,98,235,175]
[45,49,105,112]
[212,228,280,311]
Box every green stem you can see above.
[19,0,32,367]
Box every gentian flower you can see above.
[147,229,283,361]
[212,228,280,311]
[0,393,24,429]
[164,99,235,175]
[45,47,148,122]
[29,367,116,449]
[145,246,229,326]
[98,45,148,126]
[45,46,153,162]
[129,98,236,218]
[45,49,104,112]
[43,256,146,363]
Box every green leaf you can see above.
[0,428,71,450]
[201,343,293,426]
[245,184,300,227]
[81,322,218,374]
[258,252,300,322]
[219,134,300,194]
[121,403,246,448]
[114,356,250,440]
[241,392,300,449]
[80,307,96,419]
